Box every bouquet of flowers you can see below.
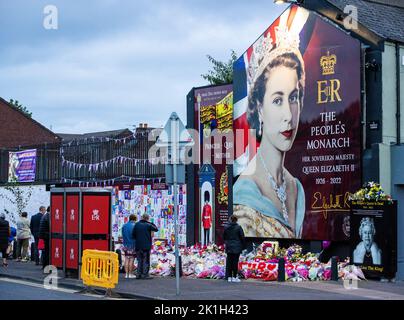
[349,181,393,203]
[285,244,303,262]
[340,265,366,281]
[148,241,350,282]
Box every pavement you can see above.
[1,260,404,300]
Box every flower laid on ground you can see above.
[145,241,356,282]
[349,181,393,203]
[339,265,366,281]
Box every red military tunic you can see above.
[202,204,212,229]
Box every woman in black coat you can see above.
[0,213,10,267]
[223,215,245,282]
[39,207,50,270]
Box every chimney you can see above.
[144,123,148,128]
[139,123,143,128]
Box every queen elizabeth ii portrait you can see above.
[233,19,307,239]
[353,217,382,265]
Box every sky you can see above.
[0,0,286,134]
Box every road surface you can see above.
[0,277,123,300]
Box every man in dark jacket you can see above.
[39,207,50,270]
[30,206,46,265]
[224,215,245,282]
[132,213,158,279]
[0,213,10,267]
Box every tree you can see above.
[201,50,238,85]
[0,180,33,226]
[9,99,32,118]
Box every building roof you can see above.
[57,128,133,142]
[0,97,61,148]
[327,0,404,43]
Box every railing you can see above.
[0,129,165,184]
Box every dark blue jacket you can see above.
[132,220,158,251]
[39,212,50,240]
[30,213,43,238]
[122,221,136,249]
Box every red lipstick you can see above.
[281,130,293,139]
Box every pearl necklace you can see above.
[258,152,288,222]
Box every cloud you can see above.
[0,1,284,133]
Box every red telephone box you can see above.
[50,188,112,278]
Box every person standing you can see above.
[121,214,137,279]
[202,191,212,246]
[132,213,158,279]
[0,213,10,267]
[16,212,31,262]
[7,226,17,259]
[30,206,46,265]
[39,206,50,270]
[224,215,245,283]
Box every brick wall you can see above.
[0,98,61,148]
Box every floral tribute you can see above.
[144,241,363,282]
[349,182,393,203]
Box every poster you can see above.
[8,149,37,182]
[194,84,233,245]
[232,5,361,240]
[112,184,187,245]
[350,201,397,279]
[199,164,215,246]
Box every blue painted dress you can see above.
[233,178,305,238]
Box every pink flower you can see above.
[244,270,253,279]
[287,270,295,278]
[297,268,309,279]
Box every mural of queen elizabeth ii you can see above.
[232,7,309,239]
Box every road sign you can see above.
[156,112,194,148]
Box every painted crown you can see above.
[247,26,301,86]
[320,51,337,75]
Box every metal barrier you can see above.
[81,249,119,291]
